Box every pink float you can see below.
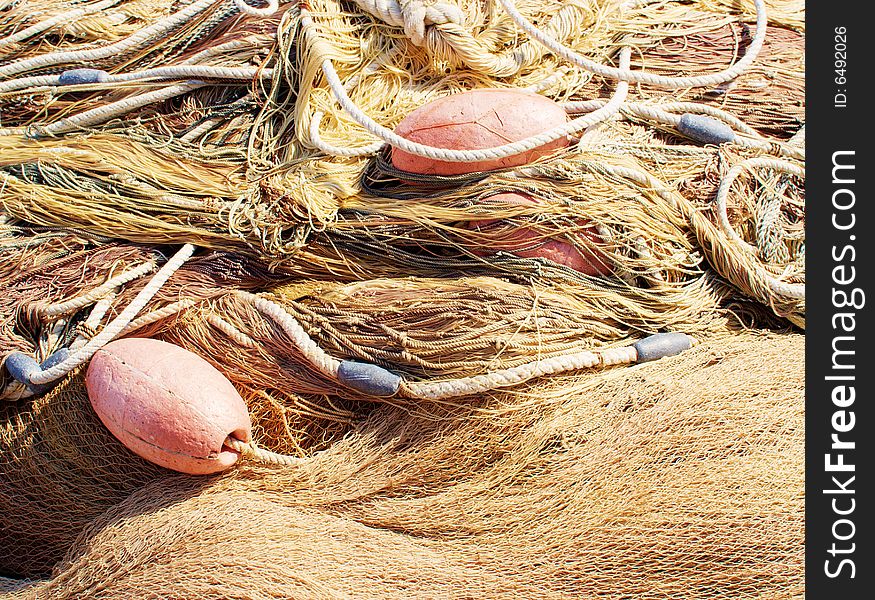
[391,88,569,176]
[85,337,252,475]
[467,192,611,276]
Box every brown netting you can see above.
[630,20,805,139]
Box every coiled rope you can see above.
[591,160,805,302]
[712,157,805,299]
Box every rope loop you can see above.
[712,157,805,299]
[234,0,280,17]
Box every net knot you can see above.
[401,0,464,45]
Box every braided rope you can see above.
[238,292,341,378]
[224,436,305,466]
[353,1,592,76]
[565,100,765,141]
[306,53,392,156]
[564,99,800,157]
[28,244,196,386]
[118,299,199,336]
[179,118,223,143]
[732,135,805,160]
[714,157,804,249]
[34,261,156,319]
[181,35,273,65]
[0,65,274,95]
[647,102,762,138]
[309,111,385,156]
[352,0,465,46]
[233,0,279,17]
[595,160,803,303]
[402,345,637,400]
[206,313,259,348]
[71,295,117,351]
[496,0,768,89]
[33,82,207,137]
[524,66,572,93]
[399,0,466,47]
[0,0,222,78]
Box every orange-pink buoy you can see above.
[391,89,569,176]
[467,192,612,276]
[85,338,252,475]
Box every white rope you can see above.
[0,65,273,94]
[179,118,222,143]
[352,0,404,27]
[207,313,259,348]
[32,82,207,137]
[70,295,116,351]
[0,0,221,78]
[232,292,658,401]
[644,102,762,138]
[0,0,122,49]
[403,345,638,400]
[28,244,196,386]
[563,99,804,159]
[496,0,767,89]
[524,66,572,93]
[732,135,805,160]
[238,292,341,378]
[35,261,156,318]
[181,35,274,65]
[309,24,632,160]
[308,111,385,156]
[118,299,199,336]
[306,50,396,156]
[712,156,805,299]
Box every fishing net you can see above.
[1,0,804,595]
[2,329,803,596]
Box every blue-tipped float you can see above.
[3,348,70,396]
[58,68,110,86]
[677,113,736,145]
[337,360,401,397]
[633,333,692,363]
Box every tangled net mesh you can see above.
[1,0,803,596]
[2,330,803,597]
